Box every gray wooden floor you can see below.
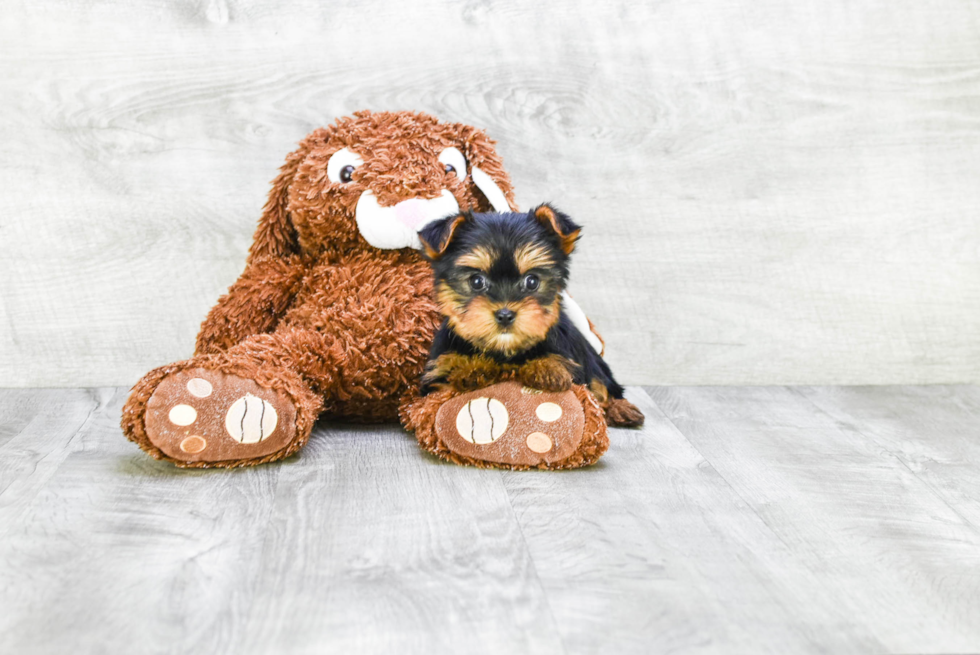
[1,386,978,654]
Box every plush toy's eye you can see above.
[522,274,540,292]
[438,147,467,181]
[327,147,364,184]
[468,274,488,292]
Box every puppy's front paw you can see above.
[424,353,506,393]
[446,366,500,392]
[518,355,575,393]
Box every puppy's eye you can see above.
[522,274,540,292]
[327,147,364,184]
[469,274,488,291]
[438,147,467,181]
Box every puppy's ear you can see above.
[419,213,468,260]
[533,204,581,255]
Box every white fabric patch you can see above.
[456,397,509,444]
[356,189,460,250]
[561,291,603,354]
[225,394,278,444]
[470,166,512,213]
[526,432,553,453]
[168,404,197,426]
[186,378,212,398]
[535,402,563,423]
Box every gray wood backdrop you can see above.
[1,0,978,387]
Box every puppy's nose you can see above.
[494,308,516,327]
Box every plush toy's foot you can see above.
[122,362,320,468]
[402,381,608,470]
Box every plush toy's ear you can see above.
[470,167,512,213]
[456,126,518,213]
[419,213,468,260]
[246,139,312,264]
[533,204,581,255]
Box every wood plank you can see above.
[2,0,980,386]
[796,384,980,531]
[0,385,564,654]
[230,421,564,655]
[0,387,287,655]
[645,385,980,654]
[3,385,980,653]
[502,388,883,654]
[0,388,72,447]
[0,387,104,534]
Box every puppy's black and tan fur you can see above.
[418,204,644,428]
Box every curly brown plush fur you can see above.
[121,110,619,469]
[121,111,519,466]
[192,112,518,421]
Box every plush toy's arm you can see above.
[194,254,306,355]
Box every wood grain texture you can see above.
[1,0,979,387]
[0,387,564,655]
[501,388,884,654]
[0,387,289,654]
[229,425,565,655]
[645,384,980,653]
[3,384,980,653]
[796,384,980,536]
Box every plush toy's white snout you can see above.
[354,164,512,250]
[356,190,460,250]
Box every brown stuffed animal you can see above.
[121,110,615,469]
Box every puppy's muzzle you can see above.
[494,308,516,327]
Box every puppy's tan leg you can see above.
[518,354,576,393]
[589,380,645,428]
[422,353,507,393]
[605,398,645,427]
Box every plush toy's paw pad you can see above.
[434,381,585,467]
[605,397,645,428]
[144,368,298,464]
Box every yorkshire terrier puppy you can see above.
[417,204,644,428]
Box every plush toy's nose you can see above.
[393,198,430,230]
[495,308,516,327]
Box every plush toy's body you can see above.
[122,110,614,470]
[197,248,437,421]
